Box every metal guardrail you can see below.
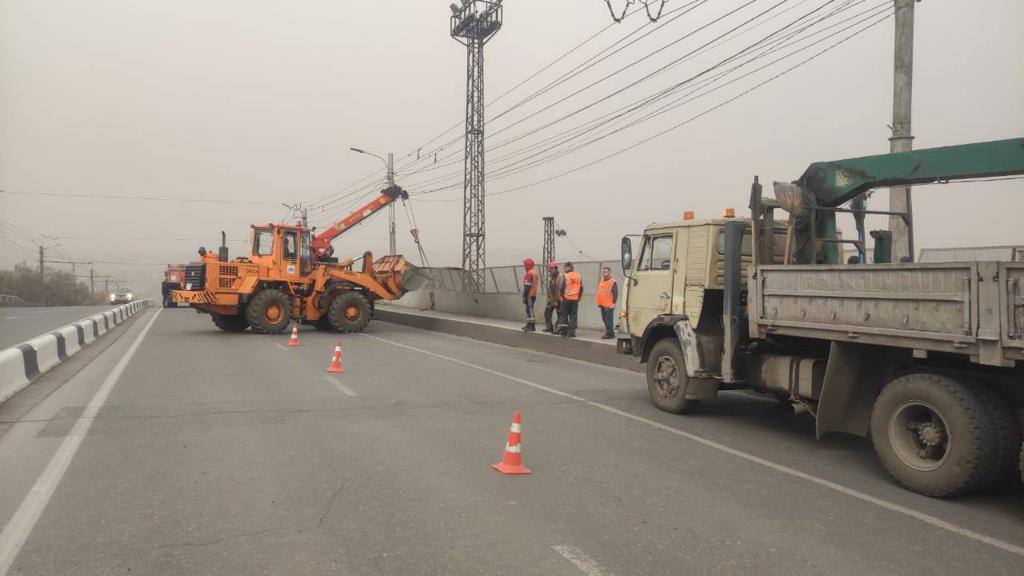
[417,260,617,295]
[0,294,26,306]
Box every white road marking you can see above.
[324,375,358,397]
[364,334,1024,559]
[552,545,614,576]
[275,343,291,351]
[0,309,162,575]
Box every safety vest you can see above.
[523,268,539,297]
[563,271,582,301]
[596,277,616,308]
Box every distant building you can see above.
[918,245,1024,263]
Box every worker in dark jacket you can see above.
[595,266,619,339]
[521,258,540,331]
[542,260,562,332]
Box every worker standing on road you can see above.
[595,266,618,339]
[521,258,540,332]
[558,262,582,338]
[543,260,562,333]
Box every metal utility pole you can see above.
[889,0,915,262]
[451,0,503,290]
[89,266,95,298]
[38,245,45,306]
[387,152,396,256]
[542,217,555,269]
[350,147,395,255]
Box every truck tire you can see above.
[870,373,998,497]
[212,314,248,332]
[1020,442,1024,485]
[328,292,371,333]
[245,289,292,334]
[646,339,699,414]
[971,385,1022,490]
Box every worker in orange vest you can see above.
[521,258,540,332]
[558,261,583,338]
[596,266,619,339]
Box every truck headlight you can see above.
[127,293,132,299]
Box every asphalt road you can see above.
[0,306,114,349]
[0,308,1021,575]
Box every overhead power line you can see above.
[0,190,279,206]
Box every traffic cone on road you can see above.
[492,411,531,475]
[287,324,300,346]
[326,341,345,373]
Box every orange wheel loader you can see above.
[171,185,427,333]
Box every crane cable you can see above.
[400,197,431,267]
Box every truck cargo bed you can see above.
[749,261,1024,367]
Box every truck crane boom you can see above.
[311,184,409,260]
[759,137,1024,264]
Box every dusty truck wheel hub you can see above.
[889,400,950,472]
[345,305,360,320]
[265,303,283,323]
[653,356,679,398]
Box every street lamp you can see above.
[350,146,396,255]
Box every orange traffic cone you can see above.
[492,411,531,475]
[287,324,300,346]
[326,341,345,373]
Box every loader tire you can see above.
[328,292,371,333]
[246,288,292,334]
[870,373,998,498]
[646,339,699,414]
[212,314,248,332]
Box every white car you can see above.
[109,288,133,304]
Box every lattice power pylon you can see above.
[542,217,555,269]
[450,0,502,290]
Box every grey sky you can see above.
[1,0,1022,296]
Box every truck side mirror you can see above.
[620,236,633,273]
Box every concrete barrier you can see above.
[0,299,152,404]
[375,307,640,373]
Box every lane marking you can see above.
[364,334,1024,558]
[324,375,358,397]
[0,309,162,575]
[552,545,614,576]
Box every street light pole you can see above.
[350,147,396,255]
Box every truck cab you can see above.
[250,224,314,281]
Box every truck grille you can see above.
[184,263,205,290]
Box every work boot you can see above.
[542,325,553,333]
[601,334,614,340]
[524,321,536,332]
[568,330,576,338]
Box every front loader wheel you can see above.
[246,288,292,334]
[212,314,248,332]
[328,292,371,333]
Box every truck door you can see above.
[281,230,301,281]
[626,232,676,333]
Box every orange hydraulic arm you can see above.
[311,184,409,260]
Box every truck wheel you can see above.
[245,289,292,334]
[870,373,998,497]
[1020,442,1024,485]
[328,292,371,333]
[211,314,248,332]
[972,385,1023,490]
[646,339,699,414]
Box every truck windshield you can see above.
[253,229,273,256]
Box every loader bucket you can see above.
[372,255,429,298]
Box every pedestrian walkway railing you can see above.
[415,260,617,295]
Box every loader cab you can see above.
[251,224,313,281]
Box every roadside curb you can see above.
[0,300,152,404]
[375,308,640,372]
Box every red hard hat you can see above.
[547,260,558,269]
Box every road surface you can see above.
[0,308,1021,575]
[0,306,113,349]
